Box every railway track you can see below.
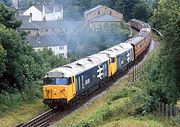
[16,107,63,127]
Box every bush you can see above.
[101,108,113,121]
[170,115,180,126]
[108,86,139,104]
[69,119,95,127]
[0,80,42,116]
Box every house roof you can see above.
[26,35,66,48]
[85,5,103,15]
[16,15,31,22]
[35,5,62,13]
[19,20,85,31]
[90,14,121,22]
[19,22,42,29]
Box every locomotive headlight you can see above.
[53,89,57,92]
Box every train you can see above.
[43,19,152,108]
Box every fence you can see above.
[128,61,180,118]
[158,102,180,118]
[128,61,146,84]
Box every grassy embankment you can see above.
[0,81,49,127]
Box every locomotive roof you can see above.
[100,42,132,57]
[45,43,133,78]
[46,53,109,77]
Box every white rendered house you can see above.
[23,5,63,21]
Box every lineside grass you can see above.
[0,99,48,127]
[0,80,49,127]
[53,77,171,127]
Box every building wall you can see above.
[23,6,43,21]
[34,45,68,58]
[85,6,123,21]
[45,12,63,21]
[23,6,63,21]
[89,21,122,31]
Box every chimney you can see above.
[29,13,32,22]
[61,5,63,19]
[42,5,45,20]
[53,6,55,14]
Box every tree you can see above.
[114,0,139,20]
[133,2,152,22]
[114,0,152,21]
[0,44,6,78]
[0,3,21,29]
[0,24,40,90]
[146,0,180,104]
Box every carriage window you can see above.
[43,77,71,85]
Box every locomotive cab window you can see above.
[43,77,71,85]
[110,57,115,63]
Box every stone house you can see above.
[84,5,123,31]
[84,5,123,21]
[89,14,123,31]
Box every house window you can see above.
[59,46,64,50]
[98,11,100,15]
[49,47,52,51]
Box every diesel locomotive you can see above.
[43,19,151,108]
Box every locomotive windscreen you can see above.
[43,77,71,85]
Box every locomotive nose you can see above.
[43,86,66,99]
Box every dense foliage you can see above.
[0,3,21,29]
[149,0,180,104]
